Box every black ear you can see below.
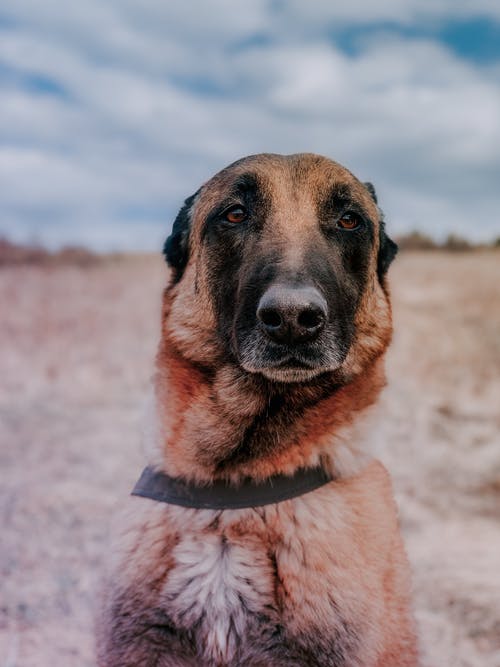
[163,191,199,283]
[364,182,378,204]
[363,182,397,280]
[377,221,398,281]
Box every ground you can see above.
[0,251,499,667]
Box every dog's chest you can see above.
[161,530,277,664]
[157,496,367,667]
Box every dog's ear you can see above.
[377,221,398,281]
[364,182,398,280]
[163,191,199,283]
[364,181,378,205]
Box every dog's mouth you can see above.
[275,356,313,369]
[258,355,322,382]
[238,342,347,383]
[258,365,326,383]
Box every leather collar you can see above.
[131,464,334,510]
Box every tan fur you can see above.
[97,154,418,666]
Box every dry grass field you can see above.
[0,251,499,667]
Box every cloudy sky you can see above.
[1,1,499,250]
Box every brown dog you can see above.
[97,153,418,666]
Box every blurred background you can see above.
[0,2,499,667]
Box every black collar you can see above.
[131,465,334,510]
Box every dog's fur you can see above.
[97,153,418,666]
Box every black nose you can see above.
[257,285,327,345]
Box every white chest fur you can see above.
[161,530,275,664]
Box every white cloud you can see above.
[0,0,499,249]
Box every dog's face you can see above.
[163,154,397,384]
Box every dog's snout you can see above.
[257,286,327,345]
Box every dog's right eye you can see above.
[338,212,362,230]
[224,206,247,224]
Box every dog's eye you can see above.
[338,212,362,230]
[225,206,247,224]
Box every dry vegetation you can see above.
[0,250,499,666]
[0,239,101,268]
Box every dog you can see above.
[97,153,418,666]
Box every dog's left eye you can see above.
[338,212,362,230]
[225,206,247,224]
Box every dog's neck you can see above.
[150,339,386,484]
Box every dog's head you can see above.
[162,153,397,384]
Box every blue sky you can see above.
[0,1,499,250]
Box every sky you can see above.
[0,1,499,251]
